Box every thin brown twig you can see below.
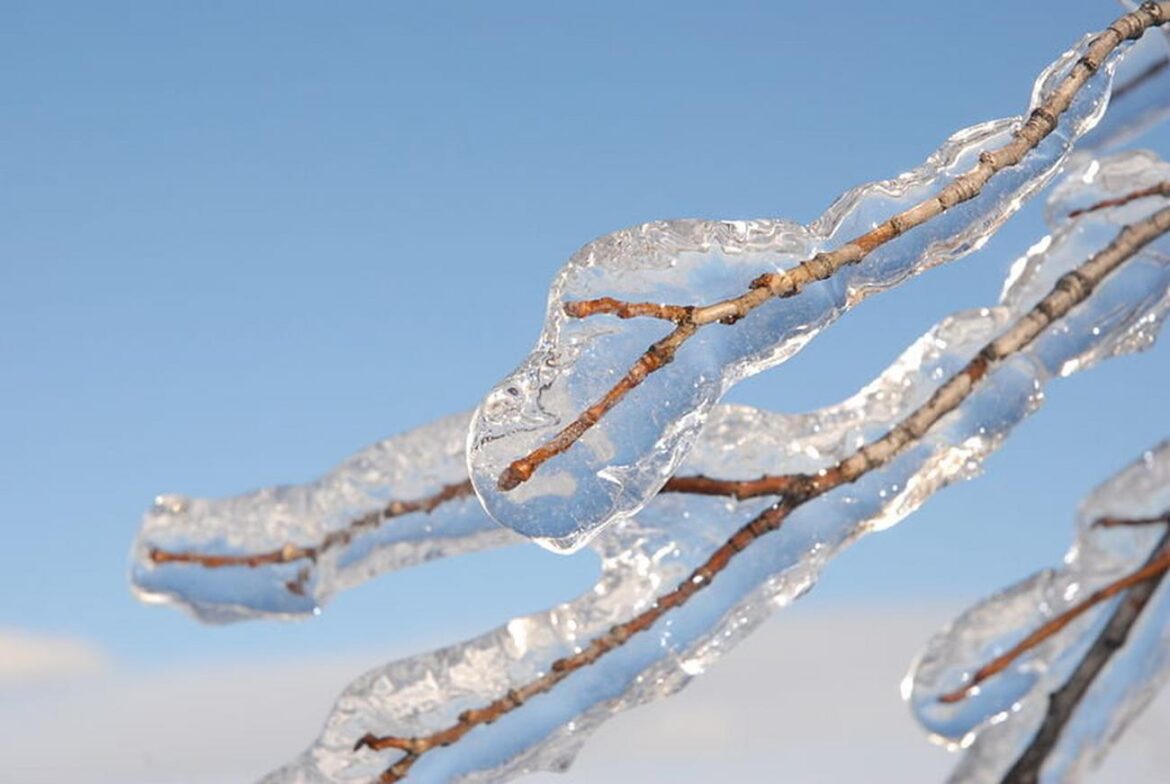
[144,474,796,576]
[1000,526,1170,784]
[496,2,1170,494]
[146,480,477,569]
[1068,182,1170,218]
[937,512,1170,704]
[354,182,1170,783]
[1095,511,1170,527]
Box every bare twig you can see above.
[1096,511,1170,528]
[355,185,1170,782]
[937,513,1170,704]
[1068,182,1170,218]
[1001,526,1170,784]
[496,2,1170,493]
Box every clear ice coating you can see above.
[907,442,1170,784]
[130,413,514,622]
[467,35,1129,553]
[1077,13,1170,153]
[258,152,1170,783]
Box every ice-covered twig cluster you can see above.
[466,5,1167,554]
[908,443,1170,784]
[126,5,1170,783]
[253,151,1170,783]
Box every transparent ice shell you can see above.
[130,413,513,623]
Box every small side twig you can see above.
[355,184,1170,783]
[496,2,1170,493]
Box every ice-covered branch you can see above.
[936,516,1170,705]
[909,444,1170,784]
[256,151,1170,783]
[131,435,793,622]
[1068,180,1170,217]
[468,3,1170,553]
[131,413,502,622]
[146,481,477,572]
[1001,527,1170,784]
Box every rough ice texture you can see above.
[467,35,1127,553]
[257,151,1170,783]
[130,412,513,623]
[908,441,1170,784]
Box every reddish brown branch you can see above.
[147,480,476,570]
[563,297,693,322]
[355,170,1170,783]
[1068,182,1170,218]
[497,321,698,490]
[151,176,1170,606]
[145,473,804,578]
[1095,511,1170,528]
[1002,527,1170,783]
[938,519,1170,704]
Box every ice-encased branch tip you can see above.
[146,480,477,572]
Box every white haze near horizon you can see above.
[3,603,1168,784]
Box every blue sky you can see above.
[3,1,1170,777]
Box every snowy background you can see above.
[4,1,1170,781]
